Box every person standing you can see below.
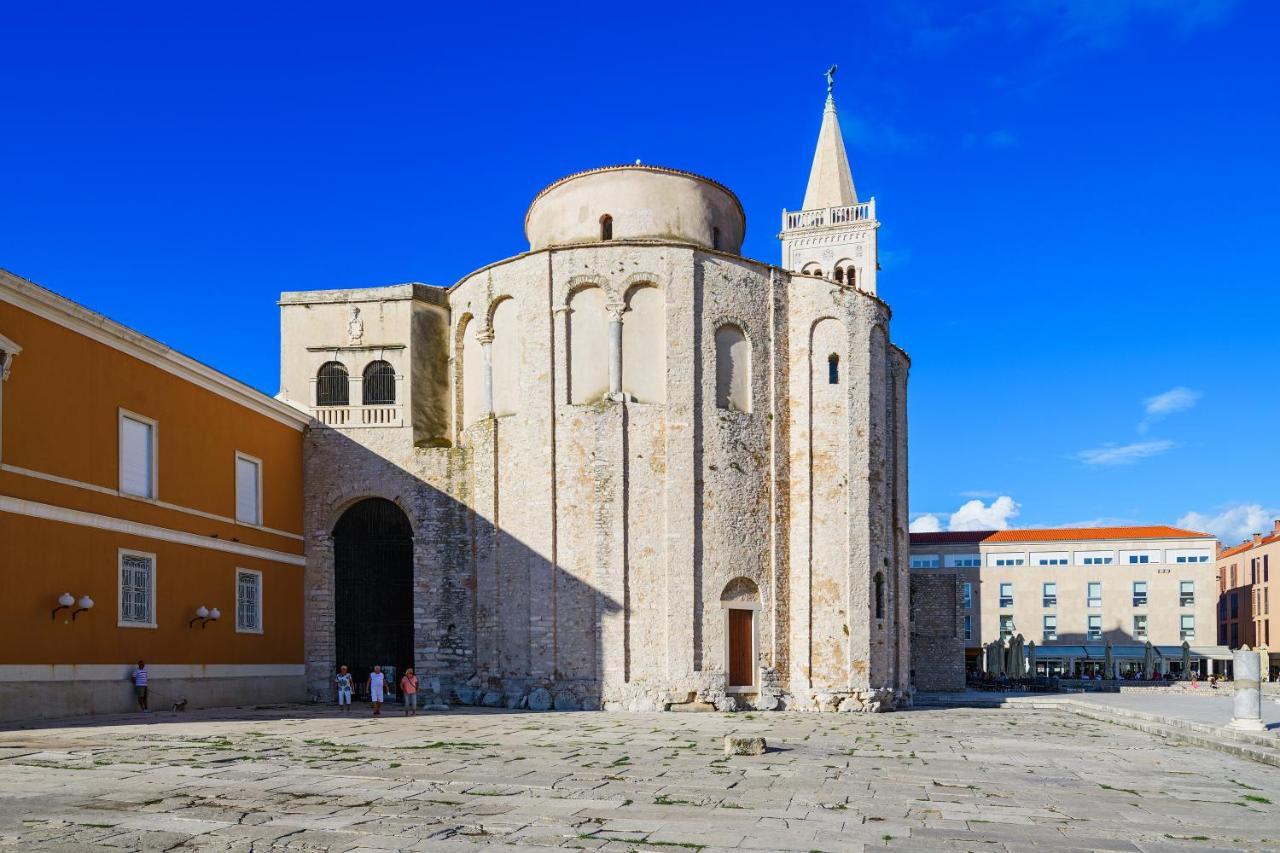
[367,665,387,716]
[334,665,354,714]
[400,668,419,717]
[131,660,149,712]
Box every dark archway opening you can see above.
[334,497,414,699]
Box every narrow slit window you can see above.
[874,572,885,619]
[712,226,721,250]
[600,214,613,241]
[827,353,839,384]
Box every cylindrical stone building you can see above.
[280,90,911,712]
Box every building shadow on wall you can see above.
[308,425,623,714]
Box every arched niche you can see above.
[621,284,665,404]
[490,297,519,418]
[567,286,609,404]
[459,314,485,429]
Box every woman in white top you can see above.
[366,665,387,716]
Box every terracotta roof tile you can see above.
[983,525,1213,544]
[1217,532,1280,561]
[909,530,996,546]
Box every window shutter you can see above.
[120,417,153,497]
[235,457,259,524]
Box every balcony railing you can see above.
[781,199,876,232]
[313,404,404,428]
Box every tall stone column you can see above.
[1229,646,1265,731]
[606,301,625,401]
[477,328,495,416]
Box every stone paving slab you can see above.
[0,704,1278,850]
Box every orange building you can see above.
[1217,521,1279,677]
[0,269,310,721]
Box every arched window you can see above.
[714,324,751,412]
[813,268,824,278]
[827,353,839,385]
[846,266,857,287]
[833,267,844,283]
[712,227,721,250]
[316,361,349,406]
[874,572,885,619]
[600,214,613,241]
[362,360,396,405]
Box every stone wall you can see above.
[290,240,910,713]
[910,573,965,692]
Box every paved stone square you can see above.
[0,704,1277,851]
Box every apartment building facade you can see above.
[1216,520,1278,676]
[0,270,310,722]
[910,526,1221,677]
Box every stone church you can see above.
[279,84,911,712]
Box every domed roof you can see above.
[524,164,746,253]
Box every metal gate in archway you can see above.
[333,497,414,700]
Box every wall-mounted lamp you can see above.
[189,605,221,629]
[52,592,74,620]
[52,593,94,621]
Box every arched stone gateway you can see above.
[333,498,414,698]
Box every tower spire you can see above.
[802,66,858,211]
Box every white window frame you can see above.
[235,567,264,634]
[1043,614,1058,641]
[234,451,264,526]
[0,332,22,465]
[1133,614,1148,639]
[1087,614,1102,640]
[1180,580,1195,607]
[1042,582,1057,608]
[721,600,760,693]
[118,408,159,500]
[999,614,1015,638]
[962,582,972,610]
[999,582,1013,608]
[1180,614,1196,640]
[1087,581,1102,609]
[117,548,157,629]
[963,614,972,641]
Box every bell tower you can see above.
[780,66,879,295]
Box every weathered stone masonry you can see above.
[283,94,913,713]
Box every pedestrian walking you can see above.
[131,660,149,712]
[400,668,419,716]
[334,665,353,714]
[367,665,387,716]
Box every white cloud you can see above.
[1076,440,1176,466]
[950,496,1020,531]
[1144,386,1201,416]
[1138,386,1201,432]
[1178,503,1280,544]
[909,514,943,533]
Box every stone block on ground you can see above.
[724,735,766,756]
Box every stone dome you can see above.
[524,165,745,253]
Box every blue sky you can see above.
[2,1,1276,543]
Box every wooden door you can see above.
[728,608,754,687]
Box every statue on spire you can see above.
[825,64,838,96]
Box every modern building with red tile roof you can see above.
[910,523,1223,677]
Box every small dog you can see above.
[171,698,188,712]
